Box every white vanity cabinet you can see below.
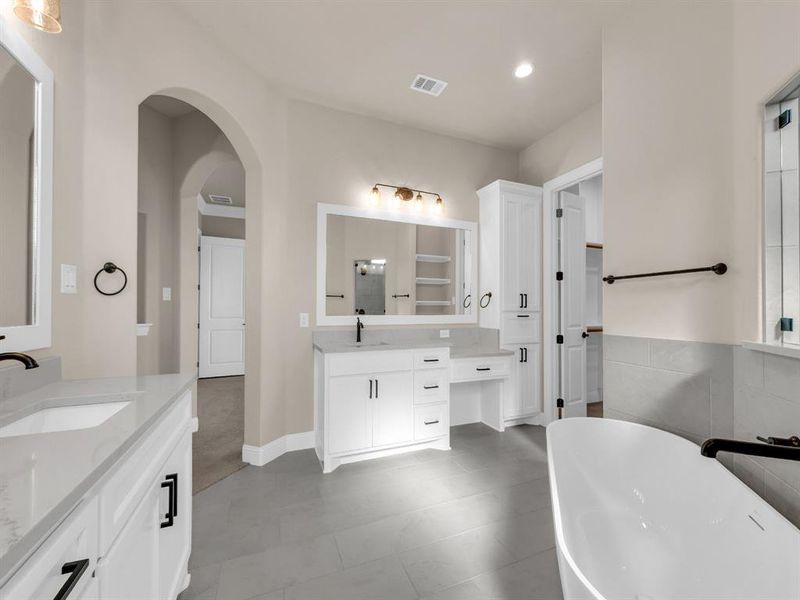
[315,347,450,473]
[1,391,193,600]
[478,180,544,425]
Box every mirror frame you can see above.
[0,19,54,351]
[317,203,478,326]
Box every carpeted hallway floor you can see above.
[193,375,246,494]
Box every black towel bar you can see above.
[603,263,727,284]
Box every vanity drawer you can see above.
[451,356,512,382]
[413,348,450,370]
[328,350,413,377]
[2,498,98,600]
[414,369,449,405]
[414,404,448,441]
[501,312,541,344]
[98,391,191,554]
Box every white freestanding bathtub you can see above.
[547,418,800,600]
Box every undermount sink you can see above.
[0,401,132,439]
[344,341,389,348]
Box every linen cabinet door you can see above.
[159,429,192,599]
[98,485,160,600]
[517,198,541,312]
[328,374,373,454]
[501,195,522,311]
[519,344,541,416]
[504,346,524,418]
[372,371,414,447]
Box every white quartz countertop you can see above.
[312,340,513,358]
[0,372,196,585]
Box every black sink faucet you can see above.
[0,336,39,370]
[356,317,364,343]
[701,434,800,462]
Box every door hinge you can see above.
[779,109,792,129]
[197,323,200,329]
[556,334,564,344]
[556,271,563,281]
[197,284,200,290]
[556,208,563,218]
[556,398,564,408]
[196,361,199,368]
[198,245,201,252]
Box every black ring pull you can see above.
[479,292,492,308]
[93,262,128,296]
[463,294,472,309]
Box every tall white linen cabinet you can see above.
[477,181,544,426]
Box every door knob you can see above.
[582,332,589,338]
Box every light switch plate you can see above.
[299,313,309,328]
[60,264,77,294]
[439,329,450,338]
[162,287,172,301]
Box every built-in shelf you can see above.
[416,277,451,286]
[416,253,451,263]
[586,243,603,250]
[415,300,452,307]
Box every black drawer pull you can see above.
[423,385,439,390]
[516,314,530,318]
[476,367,491,372]
[424,420,440,425]
[160,473,179,528]
[54,559,89,600]
[423,358,440,363]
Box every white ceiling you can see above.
[172,1,609,150]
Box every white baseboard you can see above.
[191,417,199,433]
[242,430,315,467]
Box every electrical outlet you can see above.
[439,329,450,338]
[162,287,172,301]
[60,264,77,294]
[299,313,309,328]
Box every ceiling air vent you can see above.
[208,194,233,205]
[410,74,448,97]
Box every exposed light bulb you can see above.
[14,0,62,33]
[514,62,534,79]
[414,192,423,211]
[435,196,444,215]
[369,185,381,206]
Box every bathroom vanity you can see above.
[0,372,195,599]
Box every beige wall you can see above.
[603,3,737,344]
[136,105,179,375]
[518,102,601,186]
[201,215,245,240]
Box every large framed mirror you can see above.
[0,20,54,350]
[317,203,477,325]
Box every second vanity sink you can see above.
[0,400,132,438]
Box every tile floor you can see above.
[180,424,563,600]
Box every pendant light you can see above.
[14,0,62,33]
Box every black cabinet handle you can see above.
[424,420,440,425]
[476,367,491,372]
[523,293,528,308]
[519,293,523,308]
[54,559,89,600]
[160,473,178,528]
[582,332,589,338]
[524,347,528,363]
[375,379,379,398]
[369,379,373,399]
[423,358,439,363]
[517,314,530,318]
[423,384,439,390]
[519,348,524,363]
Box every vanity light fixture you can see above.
[369,183,444,214]
[14,0,62,33]
[514,62,534,79]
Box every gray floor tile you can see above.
[284,556,418,600]
[216,535,342,600]
[489,507,555,560]
[400,523,517,596]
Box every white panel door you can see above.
[328,375,373,454]
[199,236,245,378]
[372,371,414,447]
[559,191,587,418]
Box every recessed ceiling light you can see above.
[514,62,534,79]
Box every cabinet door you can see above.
[372,371,414,447]
[518,198,541,311]
[328,375,373,454]
[501,195,522,311]
[520,344,542,416]
[159,430,192,600]
[99,485,160,600]
[504,346,524,418]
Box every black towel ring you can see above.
[463,294,472,309]
[479,292,492,308]
[94,262,128,296]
